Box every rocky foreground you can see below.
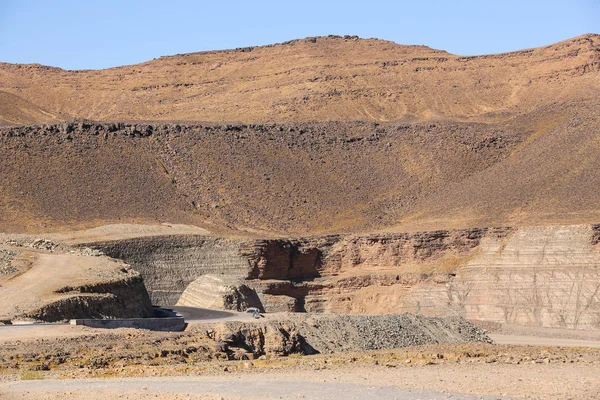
[0,314,489,374]
[1,324,600,399]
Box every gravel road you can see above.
[490,334,600,348]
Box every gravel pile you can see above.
[0,249,18,274]
[209,313,491,356]
[290,314,491,353]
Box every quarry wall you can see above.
[94,236,252,306]
[0,236,154,323]
[90,225,600,330]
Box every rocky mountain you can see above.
[0,34,598,125]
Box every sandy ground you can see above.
[0,325,101,343]
[0,374,518,399]
[491,324,600,341]
[2,321,600,399]
[0,309,256,343]
[47,224,210,246]
[4,316,600,347]
[2,309,600,399]
[0,248,130,320]
[490,334,600,348]
[2,362,599,399]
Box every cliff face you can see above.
[26,276,153,322]
[90,225,600,330]
[406,225,600,329]
[242,228,510,314]
[95,236,252,306]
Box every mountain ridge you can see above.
[0,34,598,125]
[2,33,598,71]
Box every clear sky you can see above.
[0,0,598,70]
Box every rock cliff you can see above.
[94,236,252,306]
[89,224,600,330]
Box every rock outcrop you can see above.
[404,225,600,329]
[25,276,153,322]
[0,235,153,322]
[94,236,252,306]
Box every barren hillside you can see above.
[0,91,63,126]
[0,98,599,235]
[0,117,525,234]
[0,35,599,235]
[0,34,598,124]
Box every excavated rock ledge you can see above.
[0,234,154,322]
[93,236,252,306]
[89,227,505,309]
[26,276,153,322]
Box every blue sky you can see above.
[0,0,598,70]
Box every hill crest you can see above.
[0,34,598,125]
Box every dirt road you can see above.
[490,334,600,348]
[0,372,522,400]
[4,362,600,399]
[170,306,253,323]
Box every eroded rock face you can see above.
[176,274,262,311]
[26,276,153,322]
[405,225,600,329]
[89,225,600,329]
[88,229,495,312]
[94,236,252,306]
[242,229,507,314]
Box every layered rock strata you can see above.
[26,276,153,322]
[405,225,600,329]
[91,225,600,330]
[95,236,253,306]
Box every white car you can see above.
[245,307,262,318]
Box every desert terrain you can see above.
[0,34,598,125]
[1,34,600,399]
